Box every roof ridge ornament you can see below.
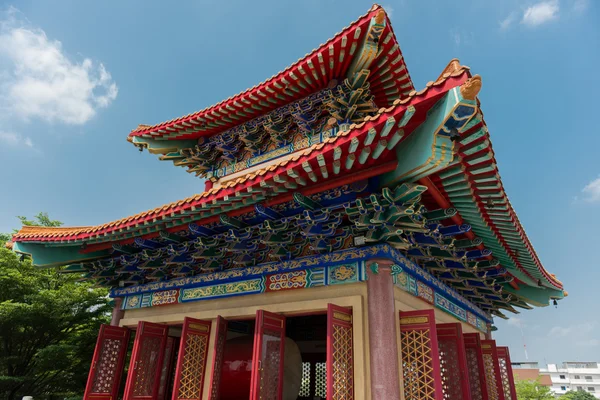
[460,75,482,101]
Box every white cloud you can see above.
[577,339,599,347]
[0,7,117,125]
[500,13,517,30]
[522,1,559,27]
[0,130,33,148]
[450,29,474,47]
[507,317,523,327]
[549,322,595,338]
[582,176,600,203]
[572,0,589,13]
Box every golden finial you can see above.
[460,75,482,100]
[563,291,569,297]
[4,241,13,250]
[375,9,386,25]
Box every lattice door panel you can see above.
[249,310,286,400]
[84,324,131,400]
[496,347,517,400]
[208,316,227,400]
[481,340,505,400]
[327,304,354,400]
[463,333,489,400]
[399,309,443,400]
[172,317,212,400]
[436,323,472,400]
[124,321,169,400]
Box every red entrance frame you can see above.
[123,321,169,400]
[83,324,130,400]
[249,310,286,400]
[171,317,212,400]
[436,323,472,400]
[463,333,490,400]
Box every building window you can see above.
[585,376,593,381]
[589,387,596,392]
[577,386,583,391]
[561,386,567,391]
[575,375,581,379]
[560,375,566,379]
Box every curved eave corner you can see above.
[419,67,565,306]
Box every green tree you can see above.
[563,390,598,400]
[0,214,111,400]
[515,379,554,400]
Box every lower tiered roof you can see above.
[9,60,565,317]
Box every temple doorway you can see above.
[218,313,328,400]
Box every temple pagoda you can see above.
[9,5,565,400]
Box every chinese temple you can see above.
[9,5,566,400]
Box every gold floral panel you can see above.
[173,318,212,400]
[327,304,354,400]
[399,309,443,400]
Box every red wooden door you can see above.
[83,324,130,400]
[463,333,490,400]
[436,323,472,400]
[171,317,212,400]
[399,309,444,400]
[481,340,506,400]
[327,304,354,400]
[207,316,228,400]
[249,310,286,400]
[123,321,169,400]
[496,347,517,400]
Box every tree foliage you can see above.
[515,379,555,400]
[0,214,111,400]
[563,390,598,400]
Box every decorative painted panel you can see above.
[172,318,211,400]
[481,340,505,400]
[436,323,471,400]
[463,333,489,400]
[123,321,168,400]
[265,270,308,292]
[328,264,359,285]
[327,304,354,400]
[208,316,228,400]
[84,325,130,400]
[496,347,517,400]
[152,289,179,307]
[399,309,444,400]
[250,310,286,400]
[417,281,434,304]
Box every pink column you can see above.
[366,259,401,400]
[110,297,125,326]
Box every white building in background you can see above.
[541,362,600,398]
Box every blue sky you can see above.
[0,0,598,364]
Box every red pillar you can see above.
[110,297,125,326]
[366,259,402,400]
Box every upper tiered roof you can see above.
[128,5,415,181]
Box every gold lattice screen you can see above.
[327,304,354,400]
[399,309,444,400]
[172,317,212,400]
